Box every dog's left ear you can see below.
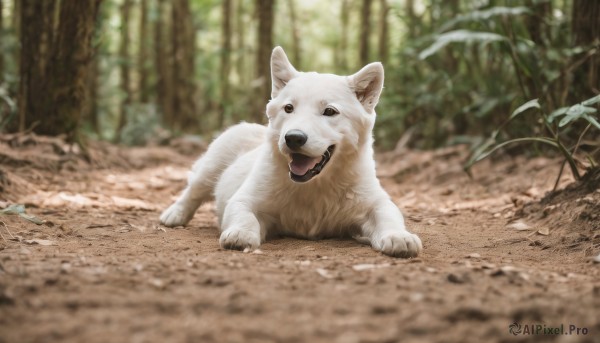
[348,63,384,114]
[271,46,299,98]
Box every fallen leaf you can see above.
[447,273,470,284]
[506,221,531,231]
[537,228,550,236]
[0,204,45,225]
[466,253,481,259]
[352,263,391,271]
[24,239,55,246]
[315,268,334,279]
[0,204,25,214]
[592,254,600,264]
[149,278,165,289]
[18,213,44,225]
[111,196,158,211]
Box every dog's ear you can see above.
[348,63,384,114]
[271,47,298,98]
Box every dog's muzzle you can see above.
[288,145,335,183]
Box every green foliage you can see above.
[466,95,600,179]
[419,30,507,60]
[1,0,597,158]
[437,6,531,32]
[376,0,598,155]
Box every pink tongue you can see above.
[289,154,320,176]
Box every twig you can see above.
[0,221,14,242]
[552,159,567,192]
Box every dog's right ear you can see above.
[348,62,384,114]
[271,47,298,98]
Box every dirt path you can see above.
[0,143,598,343]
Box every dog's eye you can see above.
[284,104,294,113]
[323,107,339,116]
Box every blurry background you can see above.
[0,0,598,151]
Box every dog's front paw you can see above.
[160,203,194,227]
[374,231,422,258]
[219,228,261,251]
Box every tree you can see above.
[571,0,600,101]
[0,0,4,84]
[378,0,389,65]
[171,0,197,131]
[116,0,132,140]
[17,0,101,140]
[287,0,301,69]
[155,0,174,128]
[234,0,247,88]
[336,0,350,73]
[138,0,150,103]
[85,3,107,136]
[255,0,274,123]
[359,0,372,67]
[219,0,232,127]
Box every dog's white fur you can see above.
[160,47,422,258]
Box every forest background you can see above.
[0,0,598,167]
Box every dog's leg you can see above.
[362,198,422,258]
[219,200,264,250]
[160,123,266,227]
[159,160,216,227]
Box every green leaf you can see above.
[510,99,540,120]
[466,137,559,169]
[559,104,597,127]
[566,104,596,116]
[0,204,44,225]
[18,213,45,225]
[547,107,568,123]
[582,114,600,130]
[0,204,25,214]
[419,30,507,60]
[439,7,531,32]
[582,94,600,106]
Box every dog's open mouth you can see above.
[289,145,335,183]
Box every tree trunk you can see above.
[255,0,274,123]
[359,0,372,66]
[155,0,174,128]
[116,0,132,140]
[526,0,550,45]
[171,0,197,131]
[87,46,101,136]
[219,0,232,128]
[234,0,246,87]
[85,4,106,137]
[287,0,301,69]
[18,0,101,139]
[571,0,600,97]
[10,0,19,79]
[0,0,3,84]
[138,0,150,103]
[18,0,58,132]
[336,0,350,73]
[405,0,417,39]
[378,0,389,65]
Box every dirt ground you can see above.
[0,134,599,343]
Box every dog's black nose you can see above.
[285,130,308,150]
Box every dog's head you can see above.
[266,47,384,183]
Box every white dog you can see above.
[160,47,422,258]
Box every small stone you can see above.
[447,273,469,284]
